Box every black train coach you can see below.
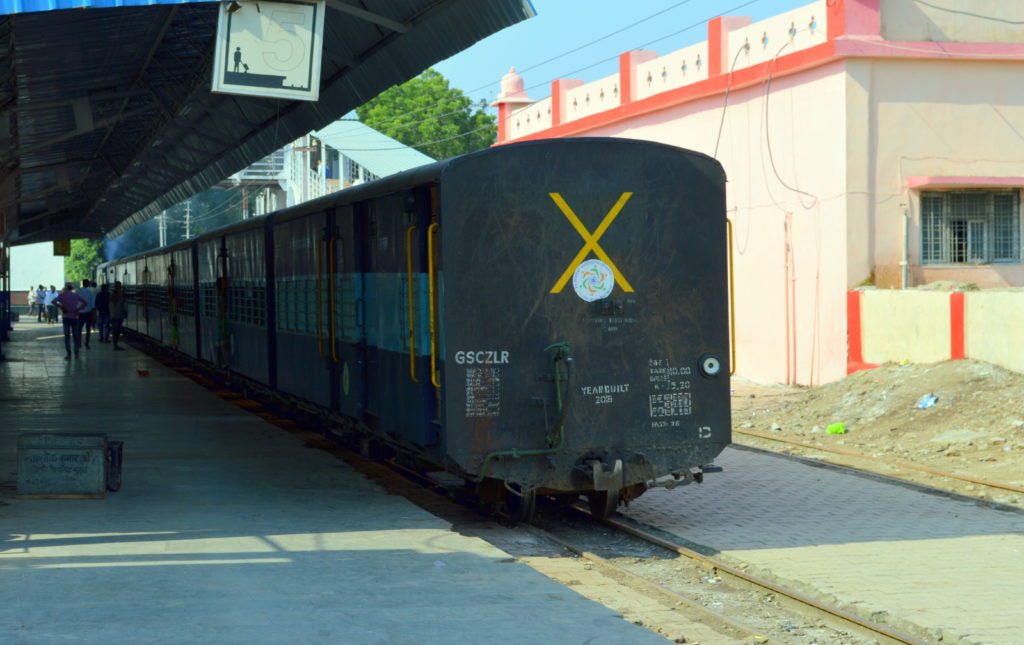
[98,138,731,520]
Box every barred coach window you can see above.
[921,191,1021,264]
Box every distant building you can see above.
[9,243,66,306]
[219,121,433,218]
[492,0,1024,386]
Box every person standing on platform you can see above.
[109,281,127,351]
[28,286,37,318]
[53,283,87,360]
[35,285,46,322]
[95,283,111,343]
[77,279,96,349]
[44,285,59,324]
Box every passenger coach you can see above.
[99,138,732,520]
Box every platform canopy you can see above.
[0,0,535,244]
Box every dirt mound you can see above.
[731,360,1024,505]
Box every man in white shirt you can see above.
[78,279,97,348]
[44,286,58,325]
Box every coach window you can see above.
[921,190,1021,264]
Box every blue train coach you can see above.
[98,138,732,520]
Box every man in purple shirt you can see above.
[53,283,87,360]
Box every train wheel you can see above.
[505,488,537,523]
[587,489,620,520]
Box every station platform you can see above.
[0,322,665,645]
[624,446,1024,645]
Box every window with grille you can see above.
[921,191,1020,264]
[227,282,266,326]
[200,284,217,317]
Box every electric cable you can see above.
[349,0,765,151]
[762,38,819,209]
[365,0,704,131]
[713,41,751,159]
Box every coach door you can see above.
[274,211,333,408]
[360,189,437,447]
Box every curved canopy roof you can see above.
[0,0,535,244]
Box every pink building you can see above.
[493,0,1024,386]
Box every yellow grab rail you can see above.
[427,222,440,388]
[727,217,736,376]
[328,237,338,363]
[406,225,419,382]
[315,238,327,360]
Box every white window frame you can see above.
[920,190,1021,265]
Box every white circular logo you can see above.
[573,259,615,302]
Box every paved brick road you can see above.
[622,446,1024,644]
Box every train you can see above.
[97,137,732,520]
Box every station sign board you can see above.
[53,239,70,256]
[212,0,326,101]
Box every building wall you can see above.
[881,0,1024,43]
[493,0,1024,385]
[854,288,1024,377]
[860,290,950,363]
[10,242,66,305]
[966,290,1024,372]
[572,63,849,386]
[863,59,1024,288]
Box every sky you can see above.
[434,0,816,111]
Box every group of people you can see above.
[28,285,60,324]
[29,280,129,359]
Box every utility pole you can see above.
[158,210,167,247]
[184,200,192,239]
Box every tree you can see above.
[356,69,496,160]
[64,238,105,283]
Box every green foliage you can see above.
[64,238,105,283]
[356,69,496,160]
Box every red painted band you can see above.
[847,290,864,364]
[950,292,966,360]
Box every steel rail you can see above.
[591,511,930,645]
[524,525,769,643]
[734,428,1024,494]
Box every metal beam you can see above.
[324,0,410,33]
[15,105,157,158]
[6,90,150,114]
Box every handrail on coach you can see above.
[727,217,736,376]
[315,238,327,360]
[427,222,440,389]
[328,237,338,363]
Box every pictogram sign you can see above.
[212,0,326,101]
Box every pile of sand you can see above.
[731,359,1024,505]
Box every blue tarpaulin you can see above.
[0,0,214,15]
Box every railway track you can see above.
[734,428,1024,497]
[366,452,931,644]
[579,511,929,645]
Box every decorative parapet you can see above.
[564,73,620,121]
[634,43,707,102]
[727,0,828,69]
[493,0,1024,145]
[508,96,553,139]
[494,0,837,144]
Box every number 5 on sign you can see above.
[212,0,326,101]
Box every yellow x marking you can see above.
[549,192,634,293]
